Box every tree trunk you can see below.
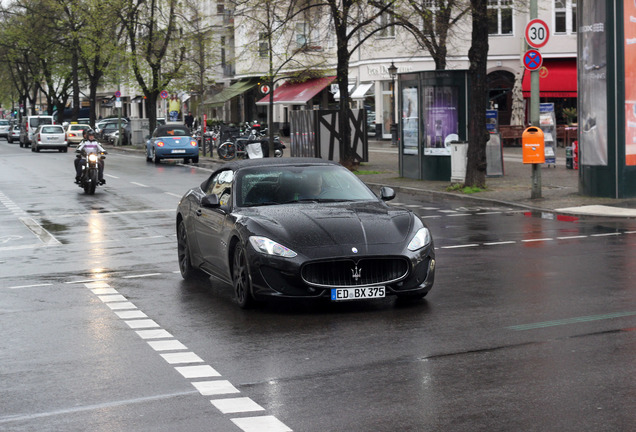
[337,40,357,170]
[464,0,489,188]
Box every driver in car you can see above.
[298,172,324,200]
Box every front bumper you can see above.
[246,245,436,301]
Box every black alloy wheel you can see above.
[177,221,206,281]
[232,244,254,309]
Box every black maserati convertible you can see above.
[176,158,436,308]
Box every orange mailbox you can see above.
[522,126,545,164]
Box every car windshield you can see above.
[31,118,52,128]
[236,165,377,207]
[41,126,62,133]
[0,120,9,125]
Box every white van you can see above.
[19,115,55,148]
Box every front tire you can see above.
[232,244,254,309]
[177,220,207,281]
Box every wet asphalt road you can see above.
[2,140,636,432]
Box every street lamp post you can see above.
[388,61,398,147]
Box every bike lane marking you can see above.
[80,280,293,432]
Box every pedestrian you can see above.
[185,112,194,128]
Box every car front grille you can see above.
[301,258,409,288]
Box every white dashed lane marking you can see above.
[81,280,293,432]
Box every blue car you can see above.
[146,124,199,164]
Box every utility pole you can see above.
[529,0,541,199]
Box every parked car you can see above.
[98,121,126,142]
[120,118,163,145]
[65,123,91,146]
[7,125,20,143]
[31,124,67,152]
[146,124,198,164]
[95,118,127,139]
[0,119,10,139]
[175,158,436,308]
[20,115,55,148]
[106,130,119,144]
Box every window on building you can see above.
[220,36,226,67]
[377,11,395,37]
[487,0,513,35]
[421,0,438,34]
[555,0,577,34]
[296,22,308,48]
[259,33,269,58]
[217,0,224,15]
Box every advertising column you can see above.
[624,0,636,165]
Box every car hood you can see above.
[240,201,415,251]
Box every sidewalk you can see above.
[106,140,636,218]
[359,140,636,218]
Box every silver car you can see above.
[32,124,68,152]
[7,125,20,143]
[0,119,10,139]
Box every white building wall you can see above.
[231,0,577,135]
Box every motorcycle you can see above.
[76,150,106,195]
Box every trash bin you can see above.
[565,146,573,169]
[522,127,545,164]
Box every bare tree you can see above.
[323,0,398,169]
[233,0,329,154]
[120,0,186,133]
[390,0,470,70]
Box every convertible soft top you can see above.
[154,124,191,137]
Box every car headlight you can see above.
[407,227,431,251]
[249,236,297,258]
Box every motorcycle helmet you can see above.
[86,129,96,139]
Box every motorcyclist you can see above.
[75,129,107,184]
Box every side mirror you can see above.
[201,194,220,208]
[380,186,395,201]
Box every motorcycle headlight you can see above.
[249,236,297,258]
[88,154,98,163]
[407,227,432,251]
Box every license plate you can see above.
[171,149,186,153]
[331,287,385,301]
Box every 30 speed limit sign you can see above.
[525,19,550,49]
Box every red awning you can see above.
[522,59,577,98]
[256,76,336,105]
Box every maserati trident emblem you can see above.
[351,264,362,281]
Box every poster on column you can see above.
[423,86,458,156]
[402,86,419,155]
[578,0,608,166]
[625,0,636,165]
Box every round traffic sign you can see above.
[525,19,550,49]
[115,90,121,98]
[523,49,543,71]
[160,90,169,99]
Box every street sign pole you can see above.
[529,0,541,199]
